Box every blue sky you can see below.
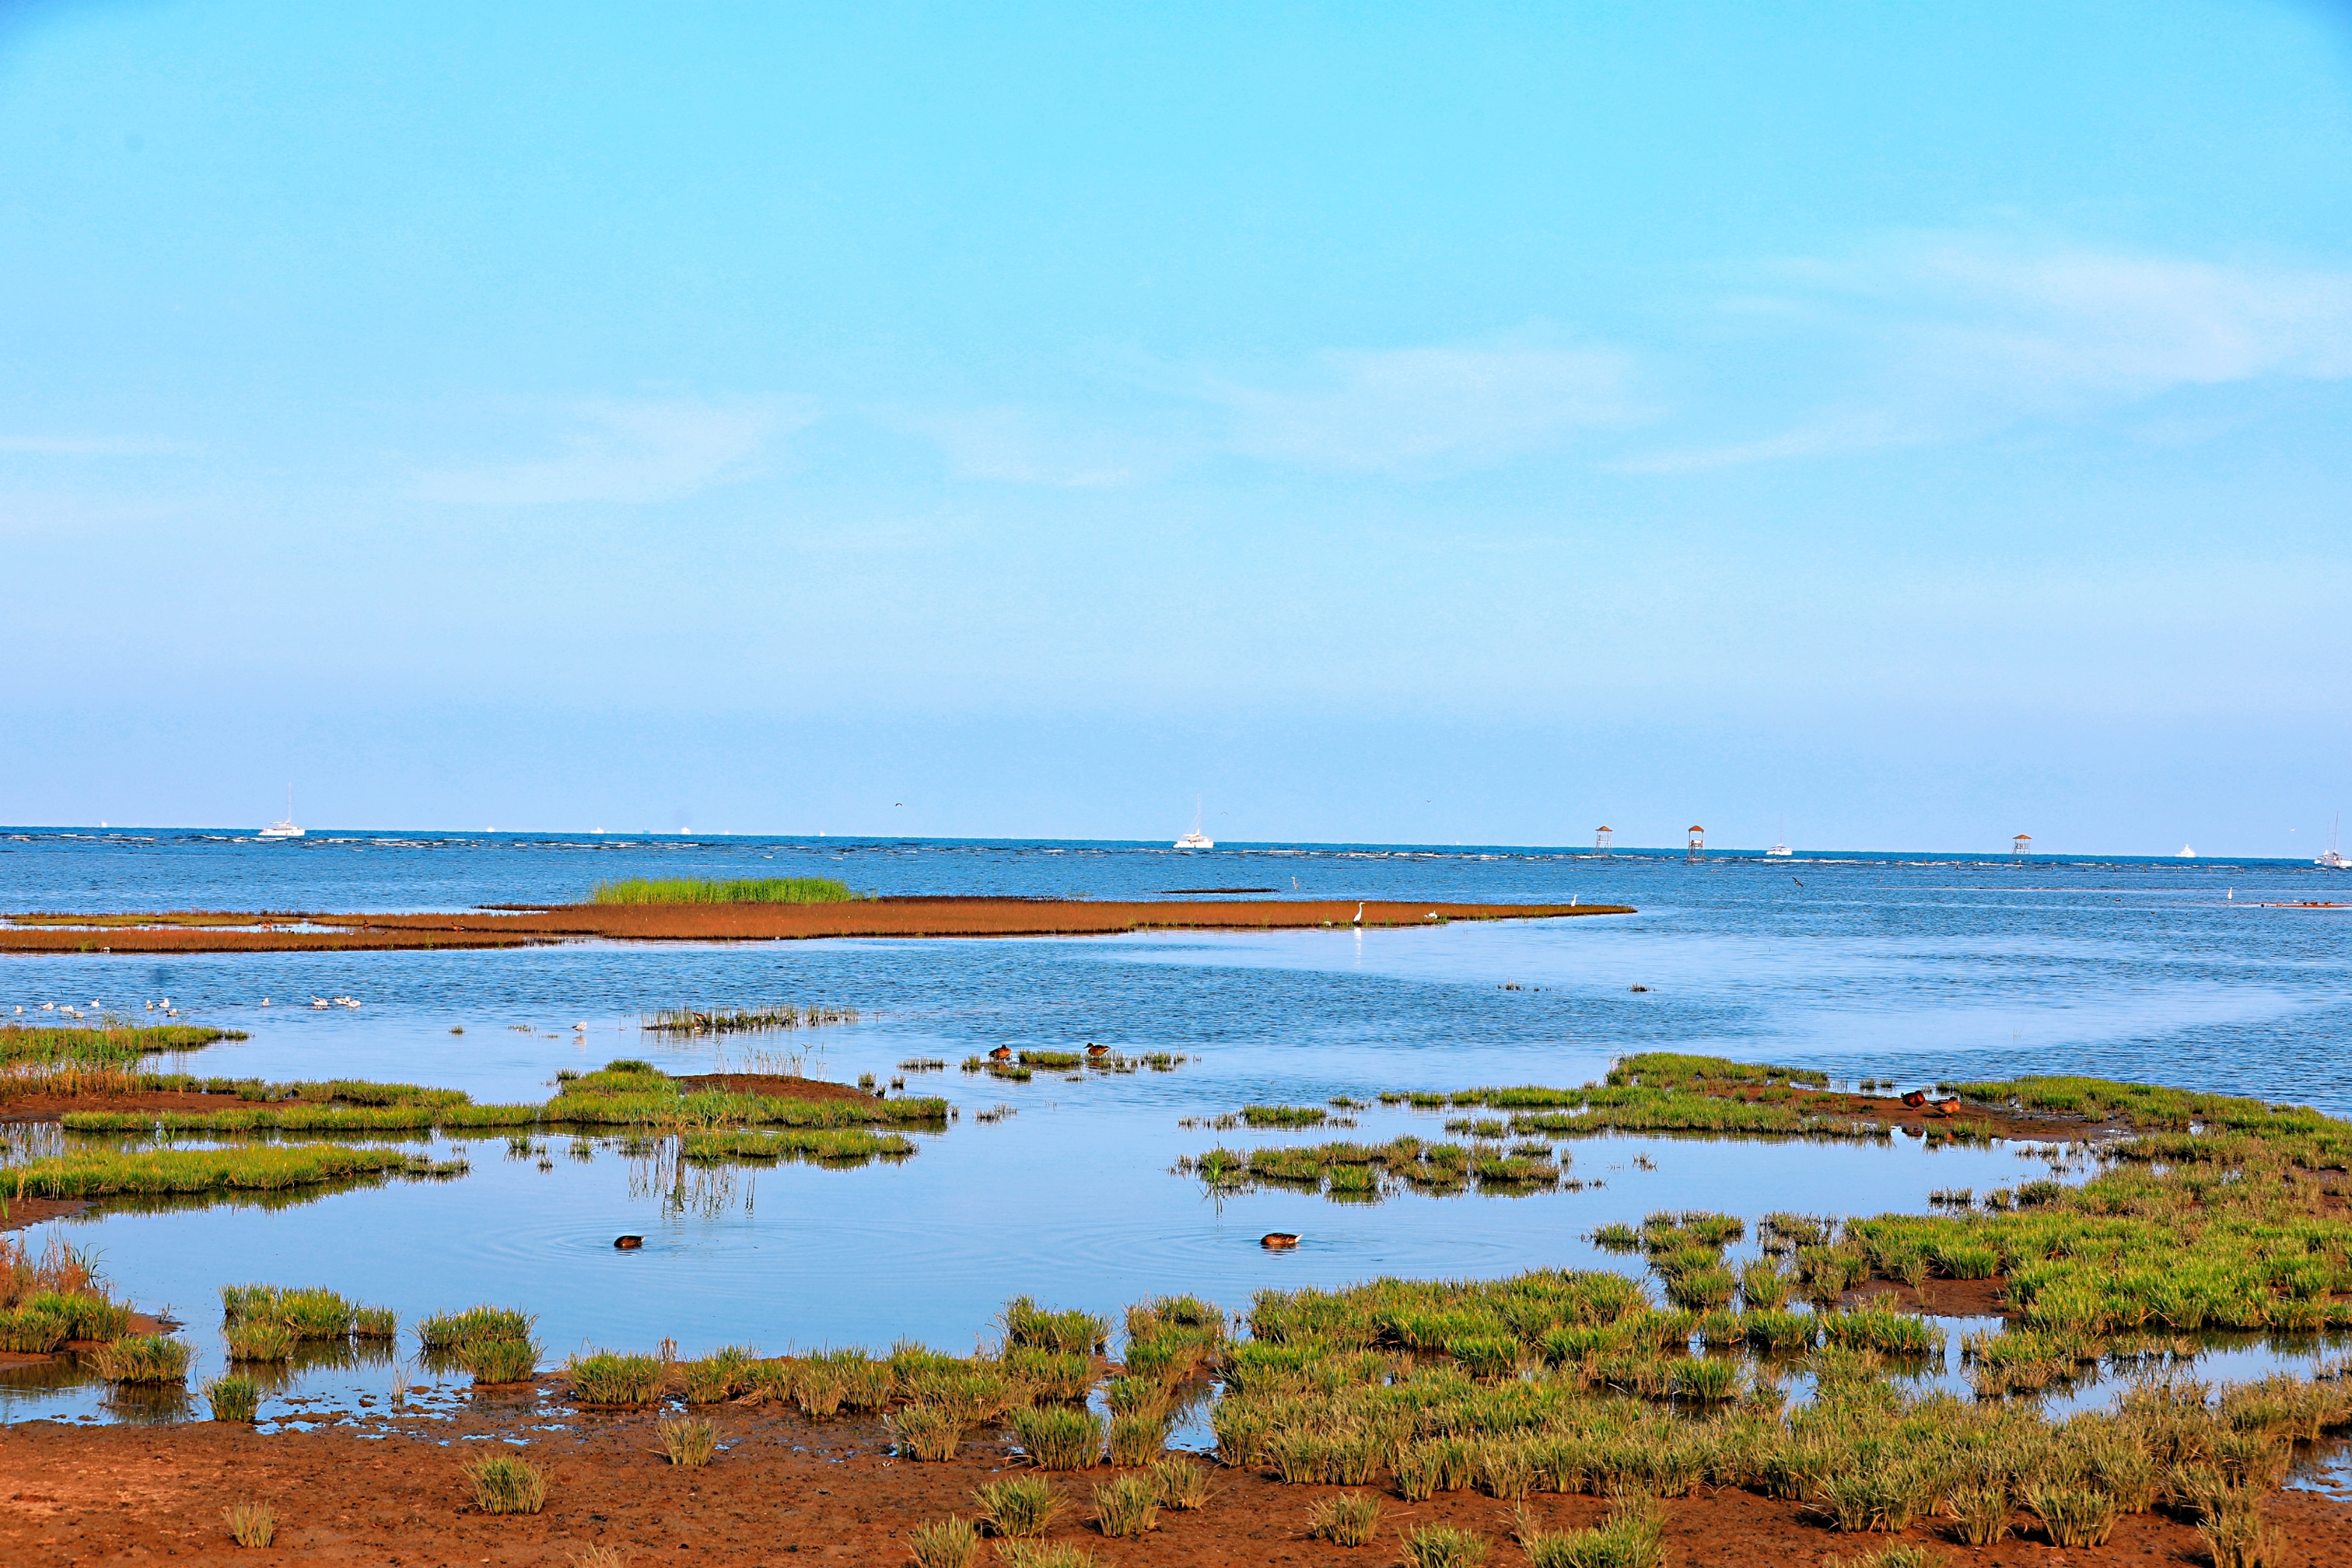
[4,1,2349,854]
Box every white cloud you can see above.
[905,406,1188,488]
[415,396,814,505]
[1890,242,2352,396]
[1206,340,1643,473]
[1621,237,2352,471]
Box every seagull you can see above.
[572,1021,589,1032]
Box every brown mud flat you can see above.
[0,897,1627,954]
[1741,1083,2102,1143]
[673,1074,875,1105]
[0,1408,2343,1567]
[0,1086,269,1126]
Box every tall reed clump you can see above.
[1400,1522,1491,1567]
[907,1516,981,1568]
[221,1500,277,1548]
[1516,1498,1664,1568]
[656,1417,719,1468]
[589,877,861,905]
[891,1404,963,1462]
[1091,1473,1160,1538]
[973,1476,1061,1538]
[566,1349,665,1405]
[463,1336,542,1385]
[1010,1404,1104,1470]
[1307,1491,1382,1546]
[204,1373,262,1423]
[92,1334,190,1384]
[1150,1458,1210,1511]
[1004,1296,1110,1357]
[465,1452,549,1515]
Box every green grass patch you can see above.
[0,1023,245,1066]
[589,876,861,905]
[4,1146,464,1202]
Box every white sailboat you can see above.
[1764,815,1792,857]
[2321,817,2351,871]
[2177,845,2195,859]
[257,786,304,840]
[1174,796,1213,850]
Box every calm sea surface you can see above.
[3,829,2348,1427]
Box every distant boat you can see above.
[1764,814,1792,857]
[2322,817,2351,870]
[1174,796,1213,850]
[2177,845,2195,858]
[257,786,304,840]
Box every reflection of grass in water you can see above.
[679,1127,915,1165]
[643,1003,859,1035]
[1177,1134,1556,1203]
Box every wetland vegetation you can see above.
[589,875,863,905]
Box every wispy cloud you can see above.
[1206,340,1643,473]
[0,435,198,456]
[415,396,814,505]
[902,334,1644,487]
[903,406,1191,488]
[1617,236,2352,471]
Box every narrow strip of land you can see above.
[0,897,1629,953]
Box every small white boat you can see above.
[1174,796,1214,850]
[2321,818,2351,870]
[1764,842,1792,858]
[257,785,303,840]
[2177,845,2195,859]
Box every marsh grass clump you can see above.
[681,1347,754,1403]
[204,1373,262,1423]
[1108,1410,1169,1466]
[973,1475,1060,1538]
[891,1403,962,1461]
[591,876,860,905]
[226,1318,296,1362]
[565,1350,664,1405]
[1004,1296,1109,1356]
[1091,1472,1160,1537]
[2025,1485,2116,1548]
[1516,1498,1664,1568]
[466,1451,549,1515]
[994,1545,1095,1568]
[906,1515,979,1568]
[1307,1490,1381,1546]
[656,1416,719,1467]
[464,1338,540,1385]
[1149,1457,1210,1511]
[221,1500,276,1548]
[1010,1403,1104,1470]
[1823,1547,1941,1568]
[1400,1522,1491,1567]
[92,1333,189,1384]
[1948,1484,2010,1545]
[417,1304,536,1353]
